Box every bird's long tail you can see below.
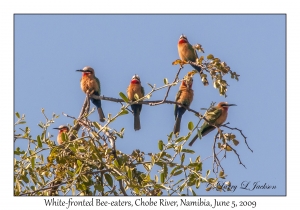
[134,112,141,131]
[97,107,105,122]
[132,104,141,131]
[90,96,105,122]
[188,134,199,146]
[173,115,182,135]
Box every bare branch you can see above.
[149,65,183,106]
[92,95,202,117]
[222,123,253,153]
[226,144,247,169]
[213,132,224,173]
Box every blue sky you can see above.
[14,14,286,196]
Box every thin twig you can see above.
[149,66,183,106]
[19,180,67,196]
[222,123,253,153]
[68,94,90,141]
[226,144,247,169]
[108,132,127,196]
[93,95,202,117]
[213,132,224,173]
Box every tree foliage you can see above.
[14,42,251,196]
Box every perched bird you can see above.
[76,66,105,122]
[127,74,144,131]
[173,74,194,135]
[53,125,70,145]
[178,34,208,86]
[178,34,202,72]
[188,102,236,146]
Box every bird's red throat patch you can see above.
[83,73,91,76]
[131,79,140,84]
[178,39,188,44]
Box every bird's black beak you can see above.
[76,69,92,73]
[53,127,60,130]
[227,104,237,107]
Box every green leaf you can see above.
[154,162,163,167]
[173,170,183,176]
[177,144,182,153]
[95,183,104,192]
[116,176,126,180]
[143,163,151,171]
[206,186,212,191]
[164,78,169,85]
[207,54,214,60]
[188,121,194,131]
[154,184,170,190]
[81,175,89,183]
[93,121,101,130]
[181,149,195,154]
[158,140,163,151]
[134,93,139,100]
[170,165,181,175]
[61,132,66,143]
[225,181,231,186]
[181,153,185,164]
[67,170,74,177]
[119,109,129,116]
[134,188,140,195]
[16,112,20,118]
[21,175,29,184]
[15,179,21,194]
[119,92,129,103]
[104,174,113,187]
[127,168,132,180]
[77,160,82,167]
[195,162,202,172]
[232,139,239,146]
[207,178,216,184]
[78,183,87,191]
[224,145,232,151]
[31,157,35,168]
[188,163,199,167]
[114,159,120,168]
[179,182,187,192]
[155,175,158,183]
[69,146,76,153]
[175,136,185,143]
[163,163,168,178]
[160,173,165,183]
[37,135,42,148]
[172,59,186,66]
[196,179,201,189]
[206,170,210,177]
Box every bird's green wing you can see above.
[198,107,222,137]
[174,90,182,119]
[205,106,222,123]
[95,76,101,94]
[188,43,198,60]
[141,86,145,97]
[175,89,182,102]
